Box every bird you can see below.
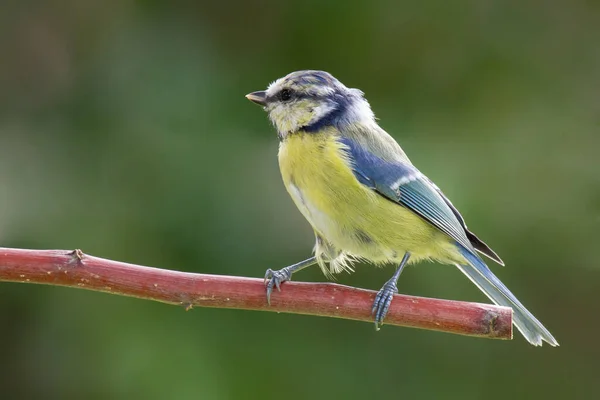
[245,70,558,347]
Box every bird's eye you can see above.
[279,88,293,102]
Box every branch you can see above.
[0,247,512,340]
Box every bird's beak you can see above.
[245,91,267,106]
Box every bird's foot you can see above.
[264,267,293,305]
[372,279,399,330]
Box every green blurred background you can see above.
[1,1,598,399]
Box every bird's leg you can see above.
[372,252,411,330]
[264,257,317,305]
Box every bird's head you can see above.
[246,70,374,138]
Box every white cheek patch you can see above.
[269,105,301,134]
[271,101,329,136]
[310,102,336,123]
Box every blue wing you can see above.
[339,137,503,264]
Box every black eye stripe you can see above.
[266,89,334,104]
[278,92,325,101]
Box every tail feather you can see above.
[456,246,558,347]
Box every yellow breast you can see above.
[278,130,448,264]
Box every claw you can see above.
[372,281,398,330]
[264,267,292,305]
[264,268,274,286]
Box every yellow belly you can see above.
[278,130,455,265]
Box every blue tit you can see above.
[246,70,558,346]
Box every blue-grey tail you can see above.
[456,246,558,347]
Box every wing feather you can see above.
[339,137,501,263]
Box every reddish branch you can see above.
[0,247,512,340]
